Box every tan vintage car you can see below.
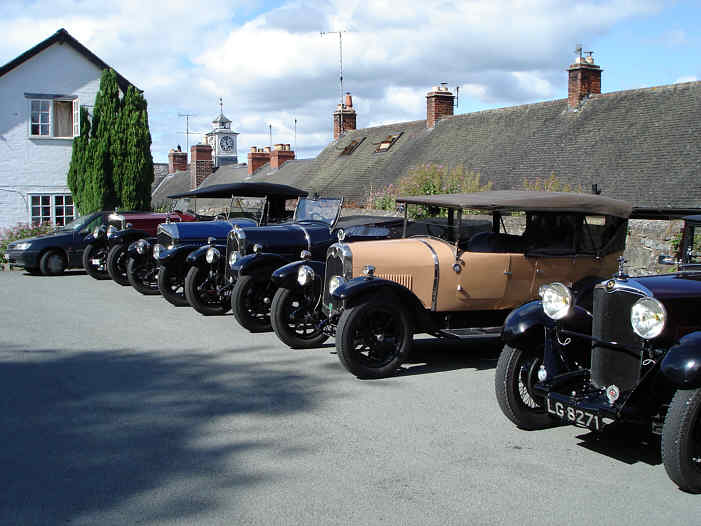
[322,190,633,378]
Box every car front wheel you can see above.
[106,245,130,286]
[336,298,411,379]
[158,264,189,306]
[662,388,701,493]
[232,275,274,332]
[40,250,66,276]
[184,266,229,316]
[126,257,160,295]
[82,243,109,280]
[494,344,557,430]
[271,286,329,349]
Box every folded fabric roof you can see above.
[168,182,307,200]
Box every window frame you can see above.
[29,193,76,226]
[26,95,80,139]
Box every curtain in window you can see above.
[54,101,72,137]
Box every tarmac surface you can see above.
[0,270,699,525]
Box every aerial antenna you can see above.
[177,113,205,153]
[294,118,297,151]
[321,30,349,135]
[269,124,272,149]
[455,85,460,109]
[574,43,583,59]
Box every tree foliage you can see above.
[68,69,153,214]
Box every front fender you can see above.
[83,233,107,248]
[332,277,426,321]
[158,244,200,266]
[503,301,592,349]
[235,253,290,278]
[660,332,701,389]
[271,260,325,289]
[186,244,226,268]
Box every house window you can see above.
[28,98,80,138]
[340,137,365,155]
[30,194,75,226]
[374,132,402,153]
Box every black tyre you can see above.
[158,264,189,306]
[127,257,160,296]
[184,266,229,316]
[494,344,557,430]
[662,388,701,493]
[82,243,109,280]
[232,275,274,332]
[39,250,66,276]
[106,245,130,286]
[271,287,329,349]
[336,298,411,379]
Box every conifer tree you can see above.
[119,86,154,210]
[67,107,91,214]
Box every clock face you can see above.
[219,135,234,152]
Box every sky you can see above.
[2,0,699,164]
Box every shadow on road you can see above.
[575,423,661,466]
[0,345,327,524]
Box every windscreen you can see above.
[172,196,266,221]
[295,197,342,225]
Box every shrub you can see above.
[0,222,54,268]
[522,173,583,193]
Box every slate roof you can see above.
[0,28,136,93]
[261,81,701,208]
[151,171,190,209]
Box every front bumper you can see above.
[5,249,41,268]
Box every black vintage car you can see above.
[227,197,404,332]
[155,183,306,307]
[5,212,109,275]
[495,215,701,492]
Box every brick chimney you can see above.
[248,146,272,176]
[270,143,295,170]
[190,143,213,189]
[426,83,454,128]
[168,147,187,174]
[333,92,357,139]
[568,51,602,109]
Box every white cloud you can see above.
[0,0,668,163]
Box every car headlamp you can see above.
[328,275,345,295]
[630,297,666,339]
[229,250,240,266]
[93,227,101,238]
[153,244,161,259]
[540,282,572,320]
[136,239,148,255]
[15,242,31,250]
[297,265,315,286]
[206,247,220,264]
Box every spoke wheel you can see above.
[185,266,229,315]
[82,243,109,280]
[662,388,701,493]
[106,245,130,286]
[336,298,411,379]
[158,264,189,306]
[127,257,160,295]
[271,287,328,349]
[495,344,557,430]
[232,275,274,332]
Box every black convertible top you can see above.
[168,182,308,200]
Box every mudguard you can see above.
[127,240,141,258]
[185,243,226,268]
[332,276,426,318]
[661,332,701,389]
[83,231,108,249]
[271,260,325,289]
[234,253,290,278]
[157,243,200,266]
[108,229,150,247]
[502,301,592,349]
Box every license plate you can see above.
[91,258,102,265]
[546,397,600,431]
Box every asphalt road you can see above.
[0,270,699,525]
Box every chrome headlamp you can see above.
[540,282,572,320]
[107,225,117,238]
[15,242,31,250]
[206,247,220,264]
[297,265,315,286]
[328,275,345,295]
[93,227,101,238]
[229,250,240,266]
[136,239,148,255]
[630,297,666,339]
[153,244,162,260]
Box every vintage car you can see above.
[227,197,404,332]
[4,211,110,275]
[82,210,197,282]
[322,190,632,379]
[155,183,306,307]
[495,214,701,493]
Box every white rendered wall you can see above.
[0,42,104,229]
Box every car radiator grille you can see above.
[322,252,344,313]
[590,286,645,391]
[225,236,238,281]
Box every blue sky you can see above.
[1,1,698,163]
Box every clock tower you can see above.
[204,98,239,166]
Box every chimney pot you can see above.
[263,146,271,153]
[344,92,353,108]
[249,146,257,153]
[568,50,602,109]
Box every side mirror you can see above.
[658,254,677,266]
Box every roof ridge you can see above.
[591,79,701,99]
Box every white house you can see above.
[0,28,135,229]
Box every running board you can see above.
[436,326,503,340]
